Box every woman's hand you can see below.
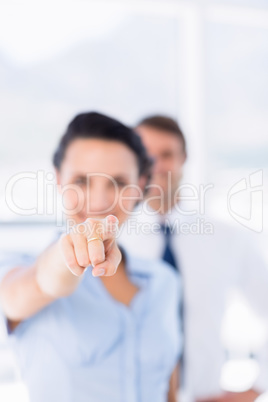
[0,215,122,323]
[60,215,121,277]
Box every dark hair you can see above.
[53,111,152,181]
[137,115,186,153]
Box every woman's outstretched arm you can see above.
[0,215,121,324]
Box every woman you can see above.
[0,112,181,402]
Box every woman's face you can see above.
[56,138,144,226]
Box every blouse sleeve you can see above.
[0,252,36,338]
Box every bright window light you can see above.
[0,382,30,402]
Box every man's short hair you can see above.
[136,115,186,153]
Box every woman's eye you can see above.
[74,178,86,185]
[116,181,126,187]
[107,180,126,189]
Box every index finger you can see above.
[85,215,119,271]
[87,236,105,268]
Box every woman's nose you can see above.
[153,158,165,174]
[86,185,114,215]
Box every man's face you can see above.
[136,125,186,199]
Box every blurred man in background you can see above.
[119,115,268,402]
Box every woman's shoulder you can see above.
[125,252,181,291]
[126,253,182,317]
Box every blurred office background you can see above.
[0,1,268,400]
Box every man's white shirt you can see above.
[118,203,268,400]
